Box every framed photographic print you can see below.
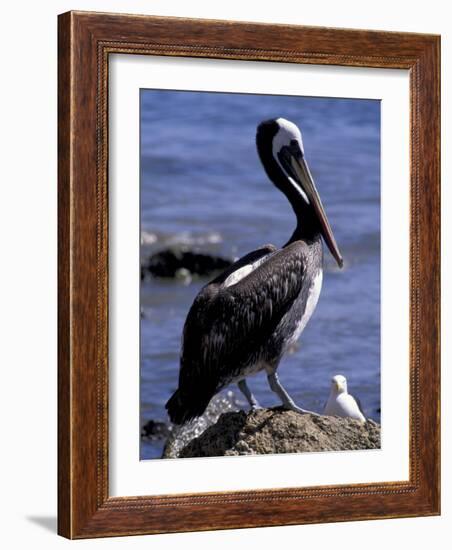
[58,11,440,538]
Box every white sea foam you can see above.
[141,230,223,248]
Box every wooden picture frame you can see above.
[58,10,440,539]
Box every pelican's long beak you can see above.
[279,143,343,268]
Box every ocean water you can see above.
[140,90,381,459]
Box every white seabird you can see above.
[324,374,366,422]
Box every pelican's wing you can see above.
[179,241,307,399]
[209,243,277,285]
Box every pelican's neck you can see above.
[257,138,321,245]
[286,216,321,246]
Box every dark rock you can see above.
[141,419,173,440]
[171,408,380,458]
[146,248,232,279]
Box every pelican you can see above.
[166,118,343,424]
[324,374,366,422]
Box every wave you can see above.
[141,229,223,249]
[159,390,243,459]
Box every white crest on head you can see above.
[272,118,304,154]
[271,118,309,204]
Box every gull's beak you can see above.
[279,143,343,268]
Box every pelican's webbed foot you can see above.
[237,379,262,411]
[267,372,319,416]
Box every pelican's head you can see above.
[256,118,343,268]
[331,374,348,395]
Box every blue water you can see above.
[140,90,380,459]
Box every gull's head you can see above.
[331,374,348,395]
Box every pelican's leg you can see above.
[237,379,261,411]
[267,372,318,416]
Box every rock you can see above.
[172,408,380,458]
[146,248,232,279]
[141,419,173,440]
